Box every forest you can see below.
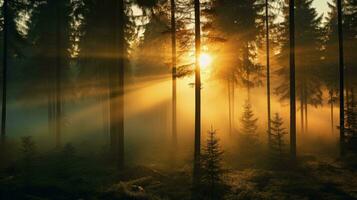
[0,0,356,199]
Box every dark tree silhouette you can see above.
[201,128,225,200]
[54,0,70,148]
[57,143,76,178]
[265,0,272,145]
[329,90,338,134]
[1,0,8,143]
[208,0,265,134]
[337,0,345,156]
[289,0,296,159]
[345,89,357,152]
[26,0,71,147]
[115,0,125,169]
[276,0,324,136]
[20,136,36,186]
[171,0,177,152]
[80,0,126,168]
[194,0,202,185]
[276,0,324,159]
[240,102,259,146]
[270,113,288,160]
[323,1,340,135]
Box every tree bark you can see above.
[55,2,62,148]
[300,87,304,135]
[265,0,272,144]
[289,0,297,159]
[228,80,232,136]
[193,0,201,185]
[171,0,177,149]
[1,0,8,144]
[330,91,334,134]
[337,0,345,156]
[108,0,125,169]
[304,94,308,134]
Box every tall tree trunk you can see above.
[98,66,109,140]
[55,3,62,148]
[48,68,55,140]
[337,0,345,156]
[232,79,235,130]
[244,43,251,102]
[1,0,8,144]
[171,0,177,149]
[109,0,125,168]
[102,86,110,140]
[300,87,304,134]
[228,80,232,136]
[289,0,297,159]
[193,0,201,185]
[265,0,272,144]
[330,91,334,134]
[304,93,308,134]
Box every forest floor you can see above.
[109,156,357,200]
[223,158,357,200]
[0,154,356,200]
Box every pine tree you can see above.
[270,113,288,160]
[274,0,325,158]
[20,136,37,185]
[211,0,265,100]
[323,2,339,135]
[201,128,225,200]
[57,143,76,178]
[240,102,259,146]
[345,90,357,152]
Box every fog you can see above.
[0,0,356,199]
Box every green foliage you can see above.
[275,0,324,106]
[209,0,265,92]
[269,113,288,162]
[20,136,37,184]
[345,91,357,152]
[201,128,225,199]
[240,102,259,145]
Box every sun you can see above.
[199,53,212,70]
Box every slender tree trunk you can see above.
[48,66,55,138]
[232,79,235,130]
[1,0,8,144]
[304,94,308,134]
[102,87,109,140]
[300,87,304,134]
[244,43,251,102]
[330,91,334,134]
[117,0,125,168]
[109,0,125,169]
[98,67,109,140]
[171,0,177,148]
[228,80,232,136]
[289,0,297,159]
[193,0,201,185]
[337,0,345,156]
[55,2,62,148]
[265,0,272,144]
